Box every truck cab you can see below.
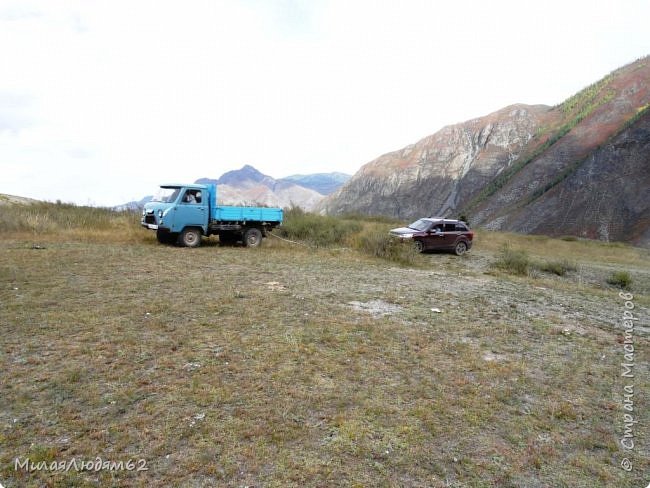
[141,183,283,248]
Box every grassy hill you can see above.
[0,200,648,487]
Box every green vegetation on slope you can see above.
[463,60,642,215]
[520,104,650,207]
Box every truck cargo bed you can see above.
[211,206,283,223]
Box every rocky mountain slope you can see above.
[282,172,351,195]
[476,106,650,245]
[320,57,650,246]
[196,165,349,210]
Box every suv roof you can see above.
[421,217,468,225]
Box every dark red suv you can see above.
[389,218,474,255]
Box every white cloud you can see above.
[0,0,648,205]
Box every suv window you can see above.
[443,223,456,232]
[456,223,468,231]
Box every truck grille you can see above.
[145,215,156,224]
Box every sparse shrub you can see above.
[560,235,579,242]
[280,208,417,264]
[352,229,417,265]
[493,244,531,275]
[65,369,82,383]
[0,200,146,243]
[0,202,139,233]
[28,444,58,463]
[538,259,577,276]
[338,212,400,225]
[278,206,362,247]
[606,271,632,289]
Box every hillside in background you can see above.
[320,57,650,247]
[117,167,350,211]
[0,194,39,206]
[282,172,351,195]
[196,165,351,210]
[196,165,322,210]
[114,195,153,211]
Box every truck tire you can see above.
[243,228,262,247]
[178,227,202,248]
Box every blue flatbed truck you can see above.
[141,183,283,247]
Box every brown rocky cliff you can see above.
[320,56,650,245]
[472,58,650,245]
[490,109,650,247]
[320,104,557,219]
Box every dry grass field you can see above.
[0,202,648,487]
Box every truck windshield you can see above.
[152,187,180,203]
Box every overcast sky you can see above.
[1,0,649,206]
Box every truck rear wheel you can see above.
[178,227,202,248]
[243,228,262,247]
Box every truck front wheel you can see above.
[178,228,202,248]
[243,228,262,247]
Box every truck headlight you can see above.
[158,210,163,218]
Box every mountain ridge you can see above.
[117,167,350,211]
[283,172,351,195]
[320,56,650,246]
[194,166,351,210]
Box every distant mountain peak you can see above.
[217,165,272,186]
[191,165,350,210]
